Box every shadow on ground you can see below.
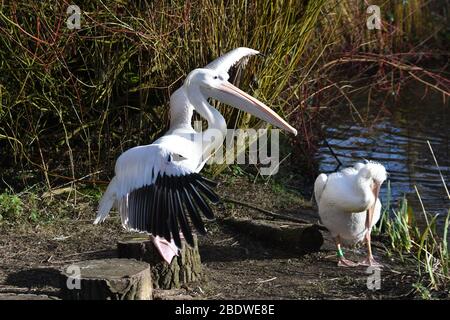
[4,268,61,296]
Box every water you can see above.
[316,85,449,225]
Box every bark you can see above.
[117,235,202,289]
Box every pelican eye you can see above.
[213,76,219,79]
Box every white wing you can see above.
[204,47,259,80]
[314,173,328,205]
[95,137,219,248]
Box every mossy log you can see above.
[60,258,152,300]
[117,235,202,290]
[222,217,324,252]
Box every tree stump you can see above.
[60,258,152,300]
[117,235,202,289]
[222,217,324,253]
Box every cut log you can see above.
[0,293,58,300]
[153,289,194,300]
[117,235,202,290]
[60,258,152,300]
[222,217,324,252]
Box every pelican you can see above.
[94,48,297,263]
[314,161,387,267]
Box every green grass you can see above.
[377,194,449,294]
[0,191,23,222]
[376,173,449,294]
[372,141,450,295]
[0,184,105,226]
[0,0,329,185]
[384,198,418,254]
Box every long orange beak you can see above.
[214,81,297,135]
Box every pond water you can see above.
[316,85,449,225]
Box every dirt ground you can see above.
[0,175,430,299]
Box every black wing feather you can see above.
[196,174,219,188]
[174,189,195,246]
[158,175,169,238]
[150,183,159,235]
[168,188,182,248]
[162,189,172,241]
[193,179,220,204]
[126,171,219,248]
[187,181,215,220]
[180,187,207,235]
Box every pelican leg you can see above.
[358,209,383,268]
[334,236,358,267]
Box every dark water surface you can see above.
[316,85,449,225]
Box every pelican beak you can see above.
[372,182,380,203]
[367,181,380,229]
[207,81,297,135]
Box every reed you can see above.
[0,0,448,190]
[378,144,449,293]
[0,0,329,185]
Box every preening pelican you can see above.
[314,161,387,267]
[95,48,297,263]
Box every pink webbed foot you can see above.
[337,257,359,267]
[151,236,179,264]
[358,256,383,268]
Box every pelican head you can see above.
[183,66,297,136]
[358,161,387,200]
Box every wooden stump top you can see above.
[60,258,152,300]
[60,258,148,280]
